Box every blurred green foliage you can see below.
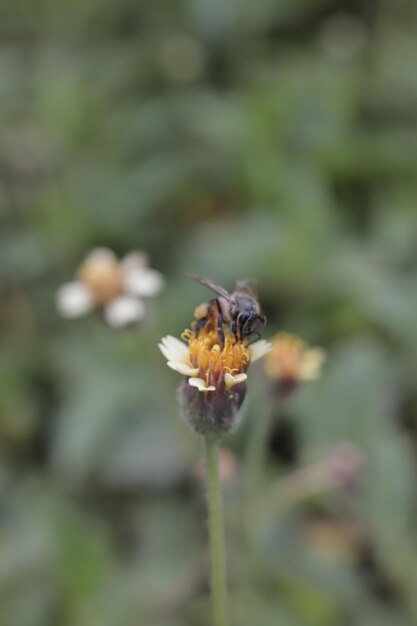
[2,0,417,625]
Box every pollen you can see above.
[194,302,209,320]
[185,309,251,388]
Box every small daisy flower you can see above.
[159,307,271,436]
[56,248,164,328]
[264,333,325,395]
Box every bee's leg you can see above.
[214,299,225,345]
[194,317,206,337]
[234,312,245,340]
[193,301,210,337]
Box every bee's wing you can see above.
[186,273,232,301]
[235,279,260,298]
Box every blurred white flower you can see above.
[57,248,164,327]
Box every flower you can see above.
[159,307,271,436]
[56,248,164,327]
[264,333,325,390]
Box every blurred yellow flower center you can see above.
[264,333,325,382]
[77,255,124,305]
[265,334,304,378]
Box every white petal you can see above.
[300,348,326,380]
[250,339,272,363]
[85,247,117,263]
[121,251,148,272]
[158,342,174,362]
[158,336,189,362]
[124,267,164,297]
[188,377,216,392]
[224,372,247,389]
[56,282,94,318]
[104,296,145,328]
[167,361,200,377]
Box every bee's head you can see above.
[240,313,266,338]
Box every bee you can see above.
[187,273,266,342]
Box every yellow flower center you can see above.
[77,256,124,305]
[182,309,251,386]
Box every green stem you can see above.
[204,436,229,626]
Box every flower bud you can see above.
[179,376,247,436]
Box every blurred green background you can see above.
[2,1,417,625]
